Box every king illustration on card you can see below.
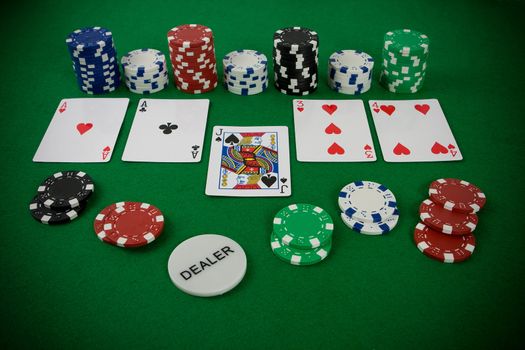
[206,126,291,197]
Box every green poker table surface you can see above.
[1,0,523,349]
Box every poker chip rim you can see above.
[273,27,319,50]
[419,199,478,235]
[223,49,268,75]
[29,195,86,224]
[270,231,331,266]
[94,201,165,248]
[338,181,397,223]
[66,27,113,51]
[273,203,334,249]
[340,208,399,235]
[37,171,94,209]
[428,178,486,214]
[414,222,475,263]
[167,24,213,48]
[328,50,374,75]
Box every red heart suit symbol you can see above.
[324,123,341,134]
[415,104,430,115]
[380,105,395,116]
[297,107,304,112]
[364,144,372,150]
[322,104,337,115]
[431,142,449,154]
[393,143,410,155]
[76,123,93,135]
[328,142,345,155]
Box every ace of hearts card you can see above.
[205,126,291,197]
[33,98,129,163]
[369,98,462,162]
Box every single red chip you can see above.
[414,222,476,263]
[167,24,213,48]
[93,202,164,248]
[419,199,477,235]
[429,178,486,213]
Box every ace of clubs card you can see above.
[122,99,210,162]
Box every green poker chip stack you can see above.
[271,203,334,266]
[380,29,429,93]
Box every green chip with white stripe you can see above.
[272,203,334,249]
[270,232,331,266]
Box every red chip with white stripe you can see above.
[419,199,478,235]
[414,222,476,263]
[93,202,164,248]
[429,178,486,214]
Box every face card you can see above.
[33,98,129,163]
[122,99,210,162]
[293,99,376,162]
[369,99,462,162]
[205,126,291,197]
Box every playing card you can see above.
[33,98,129,163]
[205,126,291,197]
[122,99,209,162]
[293,99,376,162]
[369,99,462,162]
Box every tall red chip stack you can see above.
[413,178,486,263]
[167,24,218,94]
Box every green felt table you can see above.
[1,0,524,349]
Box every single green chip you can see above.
[273,203,334,249]
[384,29,429,56]
[270,232,331,266]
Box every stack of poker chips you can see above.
[380,29,429,93]
[414,178,486,264]
[167,24,218,94]
[29,171,94,225]
[94,202,164,248]
[273,27,319,95]
[121,49,168,94]
[222,50,268,96]
[65,27,120,94]
[271,204,333,266]
[327,50,374,95]
[339,181,400,235]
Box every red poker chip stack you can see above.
[167,24,218,94]
[413,178,487,263]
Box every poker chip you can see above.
[93,201,164,248]
[428,178,486,214]
[167,234,247,297]
[338,181,397,223]
[270,232,330,266]
[37,171,94,210]
[273,203,333,249]
[327,50,374,95]
[121,49,168,94]
[414,222,476,263]
[29,195,85,224]
[167,24,218,94]
[380,29,429,93]
[273,27,319,95]
[223,50,268,96]
[65,27,120,94]
[419,199,478,235]
[340,208,399,235]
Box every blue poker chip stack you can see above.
[65,27,120,94]
[222,50,268,96]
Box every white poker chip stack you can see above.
[121,48,169,94]
[222,50,268,96]
[327,50,374,95]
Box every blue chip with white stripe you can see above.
[338,181,397,223]
[340,208,399,235]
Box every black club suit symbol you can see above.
[159,122,178,134]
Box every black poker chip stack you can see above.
[273,27,319,95]
[28,171,95,225]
